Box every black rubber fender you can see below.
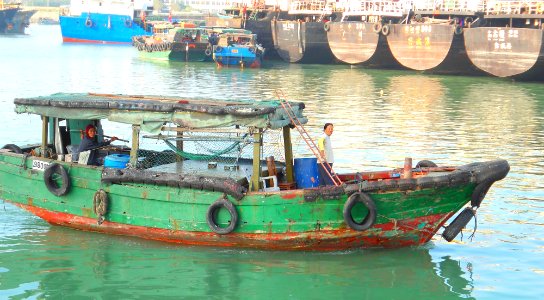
[2,144,22,154]
[215,46,223,53]
[44,163,71,196]
[381,24,390,36]
[372,22,382,34]
[323,22,330,32]
[416,160,437,168]
[204,47,212,56]
[343,192,377,231]
[206,198,238,234]
[471,179,494,207]
[442,207,475,242]
[454,24,463,35]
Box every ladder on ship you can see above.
[275,90,342,186]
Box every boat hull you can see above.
[386,24,484,75]
[272,20,335,63]
[213,46,262,68]
[327,21,401,68]
[0,150,509,251]
[60,13,150,44]
[0,7,19,34]
[464,27,544,80]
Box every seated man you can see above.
[73,125,118,165]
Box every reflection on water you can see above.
[0,207,474,299]
[1,25,543,299]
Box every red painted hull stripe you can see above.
[13,202,454,251]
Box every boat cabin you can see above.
[13,93,308,193]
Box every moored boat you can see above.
[5,8,36,34]
[464,0,544,80]
[0,93,509,251]
[204,0,281,58]
[326,0,408,68]
[213,32,265,67]
[59,0,155,44]
[0,1,19,34]
[385,0,486,75]
[272,0,340,63]
[133,24,216,62]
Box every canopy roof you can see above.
[14,93,307,133]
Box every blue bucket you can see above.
[293,157,320,189]
[104,154,130,169]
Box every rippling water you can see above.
[0,25,543,299]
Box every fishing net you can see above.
[134,124,286,176]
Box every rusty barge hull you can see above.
[327,21,401,68]
[386,24,485,75]
[465,27,544,80]
[272,20,335,63]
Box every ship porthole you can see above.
[343,192,376,231]
[44,163,71,197]
[206,197,238,234]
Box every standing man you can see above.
[317,123,334,186]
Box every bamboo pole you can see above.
[251,129,262,191]
[282,126,294,183]
[41,116,48,158]
[129,125,140,167]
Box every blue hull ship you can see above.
[60,13,150,44]
[59,0,154,44]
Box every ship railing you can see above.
[411,0,486,13]
[288,0,334,15]
[484,0,544,15]
[342,1,410,18]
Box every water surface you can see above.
[0,25,543,299]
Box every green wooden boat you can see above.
[0,93,509,251]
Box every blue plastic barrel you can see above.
[293,157,320,189]
[104,154,130,169]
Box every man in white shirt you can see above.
[317,123,334,186]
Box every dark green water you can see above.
[0,25,543,299]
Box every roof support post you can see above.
[41,116,49,158]
[282,126,294,183]
[176,125,183,162]
[251,129,262,191]
[129,125,140,167]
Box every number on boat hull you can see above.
[32,160,50,171]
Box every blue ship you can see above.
[59,0,154,44]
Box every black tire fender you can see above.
[206,197,238,234]
[416,160,437,168]
[343,192,376,231]
[125,19,132,27]
[323,22,330,32]
[2,144,22,154]
[471,179,494,207]
[381,24,390,36]
[215,46,223,53]
[454,24,463,35]
[372,22,382,34]
[204,47,212,56]
[44,163,71,196]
